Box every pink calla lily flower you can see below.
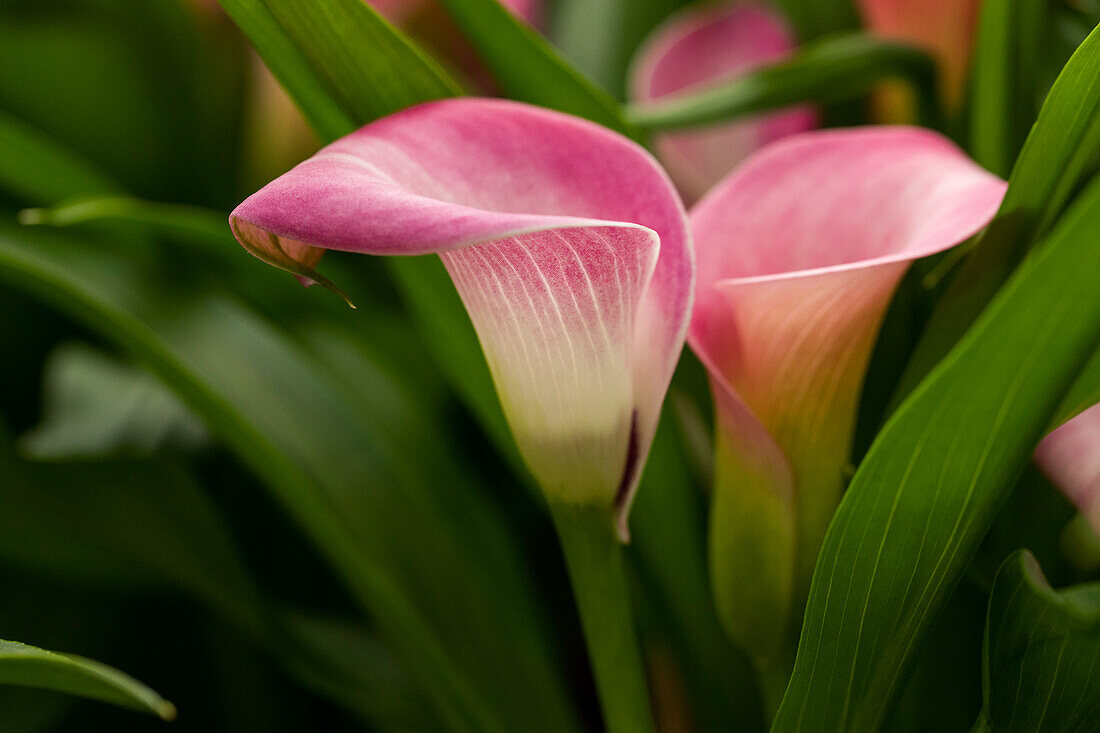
[690,126,1006,657]
[230,99,693,538]
[857,0,982,107]
[629,2,816,203]
[1036,404,1100,534]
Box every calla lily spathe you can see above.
[1036,404,1100,535]
[230,99,693,538]
[629,2,815,203]
[690,126,1006,659]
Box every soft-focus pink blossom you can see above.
[1036,404,1100,534]
[230,99,693,538]
[690,126,1006,652]
[629,3,815,203]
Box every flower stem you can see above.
[549,501,655,733]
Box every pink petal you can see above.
[1036,404,1100,534]
[856,0,982,106]
[231,98,693,537]
[629,3,816,203]
[690,126,1006,577]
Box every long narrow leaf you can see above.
[968,0,1049,177]
[436,0,634,136]
[0,640,174,720]
[0,111,121,203]
[216,0,460,136]
[899,22,1100,395]
[625,34,938,131]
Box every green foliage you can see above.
[215,0,458,139]
[435,0,634,136]
[1,0,1099,730]
[20,343,207,459]
[0,639,174,720]
[901,20,1100,395]
[968,0,1050,177]
[771,0,860,41]
[982,551,1100,731]
[626,34,939,131]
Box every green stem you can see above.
[549,502,655,733]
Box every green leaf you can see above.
[771,0,860,41]
[982,551,1100,732]
[0,439,444,732]
[215,0,460,139]
[0,452,262,633]
[625,34,939,131]
[0,111,122,204]
[0,639,174,720]
[899,21,1100,396]
[773,176,1100,731]
[20,342,207,459]
[382,256,522,474]
[549,0,626,94]
[0,223,580,733]
[18,194,231,260]
[274,610,446,733]
[1052,346,1100,429]
[968,0,1050,177]
[435,0,635,136]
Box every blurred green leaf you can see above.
[0,2,217,200]
[0,222,580,733]
[1052,346,1100,429]
[974,466,1076,589]
[0,453,260,630]
[773,176,1100,731]
[20,343,207,459]
[625,34,938,131]
[274,611,445,733]
[982,551,1100,731]
[900,21,1100,396]
[0,639,174,720]
[18,195,230,259]
[968,0,1049,177]
[549,0,623,93]
[884,581,986,733]
[0,111,122,204]
[549,0,702,99]
[215,0,460,139]
[436,0,634,136]
[0,435,446,731]
[771,0,859,41]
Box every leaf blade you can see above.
[0,640,174,720]
[982,551,1100,732]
